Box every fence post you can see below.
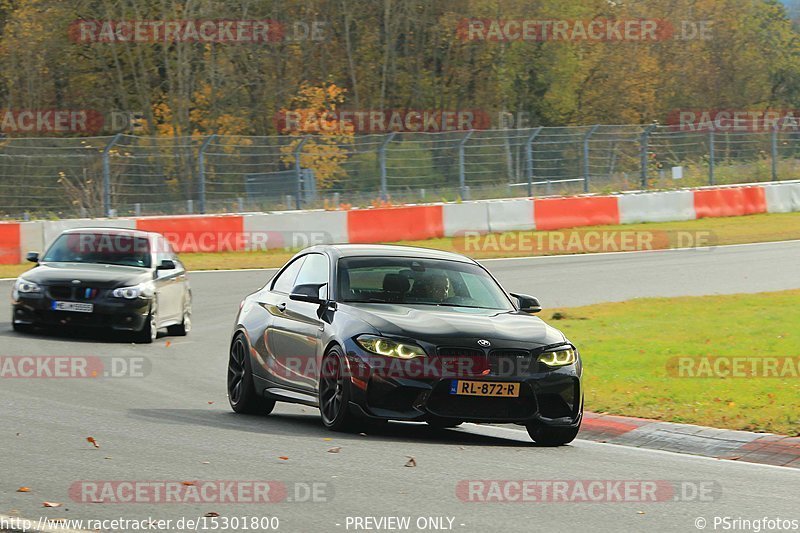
[639,125,657,189]
[294,136,310,210]
[197,134,217,214]
[771,126,778,181]
[708,128,715,186]
[458,130,474,199]
[525,127,543,197]
[379,132,397,200]
[102,133,122,217]
[583,125,599,193]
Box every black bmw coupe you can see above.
[12,228,191,343]
[228,244,582,445]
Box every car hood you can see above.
[342,303,566,347]
[19,262,152,289]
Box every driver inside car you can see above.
[411,272,450,302]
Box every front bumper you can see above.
[343,338,583,427]
[12,293,151,331]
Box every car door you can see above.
[168,245,190,316]
[152,236,183,322]
[260,253,328,392]
[260,255,308,389]
[280,253,330,391]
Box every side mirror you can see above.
[157,259,176,270]
[26,251,39,264]
[510,292,541,314]
[290,283,327,305]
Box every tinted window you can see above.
[337,257,513,310]
[271,256,306,293]
[294,253,329,299]
[43,233,151,268]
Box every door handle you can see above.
[277,302,287,312]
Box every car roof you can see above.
[59,227,155,238]
[305,244,477,264]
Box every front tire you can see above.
[227,333,275,415]
[319,346,358,431]
[134,305,158,344]
[526,424,580,446]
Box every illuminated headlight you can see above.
[537,347,577,367]
[112,284,153,299]
[356,335,426,359]
[14,278,42,297]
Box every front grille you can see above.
[489,349,535,376]
[426,381,537,420]
[437,347,483,358]
[77,287,100,300]
[47,286,73,299]
[46,285,101,300]
[437,347,487,377]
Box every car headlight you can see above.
[112,284,153,299]
[14,278,42,294]
[537,347,577,367]
[356,335,426,359]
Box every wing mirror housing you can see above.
[157,259,176,270]
[510,292,542,314]
[290,283,327,305]
[26,251,39,264]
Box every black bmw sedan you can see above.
[228,244,582,445]
[12,228,191,343]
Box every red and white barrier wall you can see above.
[1,180,799,264]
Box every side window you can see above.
[271,256,306,294]
[294,253,330,299]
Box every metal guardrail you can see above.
[0,125,798,219]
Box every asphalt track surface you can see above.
[1,241,799,533]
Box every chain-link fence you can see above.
[1,125,799,219]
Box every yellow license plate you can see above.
[449,380,519,397]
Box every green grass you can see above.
[552,290,800,435]
[3,211,799,279]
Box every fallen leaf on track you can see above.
[404,456,417,467]
[17,487,30,492]
[203,512,219,518]
[181,481,195,486]
[327,447,341,453]
[278,456,289,461]
[42,502,62,508]
[86,437,99,448]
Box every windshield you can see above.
[338,256,513,310]
[43,233,152,268]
